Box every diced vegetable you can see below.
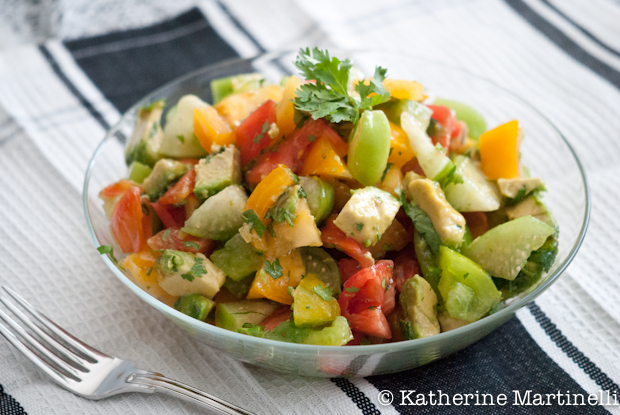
[276,75,302,138]
[193,145,241,199]
[299,135,352,180]
[193,105,234,150]
[156,250,226,299]
[505,194,557,230]
[210,234,265,281]
[387,122,416,168]
[215,85,283,128]
[367,219,410,259]
[128,161,153,184]
[299,247,342,295]
[161,95,210,158]
[433,98,487,139]
[236,99,277,166]
[210,73,265,104]
[376,162,404,197]
[479,120,520,180]
[147,228,215,256]
[399,276,440,338]
[380,100,432,130]
[292,274,340,327]
[383,79,425,101]
[157,168,196,206]
[174,294,215,321]
[443,155,501,212]
[412,230,441,299]
[126,100,164,167]
[121,251,178,306]
[347,110,391,186]
[299,176,334,225]
[214,300,278,332]
[142,159,188,201]
[321,216,374,268]
[246,250,305,305]
[110,186,146,253]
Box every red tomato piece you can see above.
[150,202,185,229]
[110,186,146,253]
[449,120,467,151]
[236,100,277,166]
[383,280,396,316]
[262,307,292,331]
[339,261,393,339]
[462,211,489,239]
[426,104,453,150]
[339,258,362,283]
[147,228,216,256]
[99,179,135,199]
[392,244,421,293]
[157,169,196,205]
[245,119,338,186]
[321,216,374,268]
[401,157,425,178]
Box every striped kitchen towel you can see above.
[0,1,619,414]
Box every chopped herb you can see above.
[438,165,463,188]
[506,185,529,206]
[253,121,271,143]
[242,209,266,238]
[146,267,153,276]
[297,187,307,199]
[267,222,277,238]
[355,222,364,232]
[383,243,394,251]
[380,162,394,182]
[307,135,317,142]
[463,272,469,279]
[435,142,444,152]
[382,277,386,290]
[294,109,309,129]
[368,306,377,310]
[181,257,207,282]
[139,100,165,113]
[305,306,311,309]
[397,188,442,254]
[162,229,171,242]
[400,319,416,340]
[141,203,150,216]
[287,286,295,298]
[238,323,264,337]
[183,241,200,250]
[176,134,185,143]
[345,287,360,293]
[360,337,371,345]
[313,284,334,301]
[97,245,123,268]
[263,259,284,279]
[389,147,394,156]
[231,311,265,315]
[150,121,159,138]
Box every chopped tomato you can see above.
[147,228,216,256]
[236,100,277,166]
[321,216,374,268]
[150,202,185,229]
[426,104,453,150]
[401,157,425,178]
[339,261,393,339]
[140,195,154,241]
[450,120,468,151]
[383,279,396,316]
[392,244,421,293]
[110,186,146,253]
[99,179,136,198]
[339,258,362,283]
[462,211,489,239]
[245,119,340,186]
[262,307,292,331]
[157,169,196,206]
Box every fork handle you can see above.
[130,372,256,415]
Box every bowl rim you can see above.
[83,51,591,354]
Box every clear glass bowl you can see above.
[83,51,590,377]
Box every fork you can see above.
[0,286,255,415]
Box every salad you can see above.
[98,48,558,346]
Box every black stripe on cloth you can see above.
[331,378,381,415]
[528,303,620,396]
[0,384,27,415]
[367,316,609,414]
[539,0,620,58]
[505,0,620,90]
[38,44,110,130]
[65,8,239,112]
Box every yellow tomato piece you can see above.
[215,85,283,129]
[377,163,403,197]
[121,252,179,307]
[383,79,425,101]
[299,135,352,179]
[245,164,296,222]
[276,76,301,138]
[387,122,415,168]
[193,106,234,151]
[479,120,521,180]
[293,274,340,327]
[247,250,305,304]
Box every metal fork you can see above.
[0,286,255,415]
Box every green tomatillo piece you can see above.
[347,110,391,186]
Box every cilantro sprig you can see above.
[293,47,391,125]
[181,257,207,282]
[313,284,334,302]
[263,259,284,279]
[396,188,442,254]
[242,209,266,238]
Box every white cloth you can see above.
[0,0,619,414]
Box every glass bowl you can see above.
[83,51,590,377]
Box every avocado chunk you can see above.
[160,95,209,158]
[193,145,242,200]
[127,161,152,184]
[292,274,340,327]
[182,185,248,241]
[333,186,401,247]
[299,247,342,296]
[214,300,278,332]
[156,250,226,299]
[463,215,555,280]
[405,175,466,248]
[399,275,440,338]
[210,233,265,281]
[443,156,500,212]
[126,100,164,167]
[174,293,215,321]
[142,159,188,201]
[498,177,545,204]
[437,246,501,322]
[505,194,557,230]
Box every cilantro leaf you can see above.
[181,257,207,282]
[380,162,394,183]
[345,287,360,293]
[162,229,171,242]
[97,245,122,268]
[313,284,334,301]
[242,209,266,238]
[176,134,185,143]
[355,66,390,110]
[183,241,200,250]
[263,259,284,279]
[505,185,531,206]
[253,121,271,143]
[355,222,364,232]
[397,188,442,254]
[437,165,463,188]
[238,323,264,337]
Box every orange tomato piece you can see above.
[387,122,415,168]
[383,79,425,101]
[215,85,283,129]
[121,252,179,307]
[276,75,302,138]
[193,106,234,151]
[299,135,352,179]
[247,250,305,304]
[244,164,296,224]
[479,120,520,180]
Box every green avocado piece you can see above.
[210,233,265,281]
[214,300,278,332]
[174,294,215,321]
[263,316,353,346]
[399,275,440,339]
[127,161,152,184]
[125,100,165,167]
[182,185,248,241]
[193,145,242,199]
[142,159,188,201]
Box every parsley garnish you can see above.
[380,162,394,183]
[397,188,442,254]
[313,284,334,302]
[355,222,364,232]
[253,121,271,143]
[97,245,122,268]
[183,241,200,250]
[307,135,317,142]
[263,259,283,279]
[297,187,307,199]
[162,229,171,242]
[345,287,360,293]
[176,134,185,143]
[242,209,266,238]
[181,257,207,282]
[267,222,277,238]
[293,47,391,125]
[146,267,153,276]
